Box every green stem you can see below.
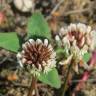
[61,63,73,96]
[27,75,37,96]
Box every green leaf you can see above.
[38,68,61,89]
[0,32,20,52]
[56,48,69,60]
[28,12,51,41]
[83,52,91,62]
[56,48,65,54]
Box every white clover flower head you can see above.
[59,23,95,51]
[57,23,96,73]
[13,0,34,12]
[17,39,56,76]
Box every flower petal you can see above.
[44,39,48,46]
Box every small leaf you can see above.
[56,48,65,54]
[0,32,20,52]
[83,52,91,62]
[28,12,51,40]
[38,68,61,89]
[56,48,68,60]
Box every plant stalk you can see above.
[27,75,37,96]
[61,61,73,96]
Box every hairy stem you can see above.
[27,75,37,96]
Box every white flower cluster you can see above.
[58,23,95,55]
[56,23,96,72]
[17,39,56,76]
[13,0,34,12]
[59,23,95,51]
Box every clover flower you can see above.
[58,23,96,73]
[17,39,56,76]
[59,23,95,51]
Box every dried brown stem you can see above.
[63,8,90,16]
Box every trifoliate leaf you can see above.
[0,32,20,52]
[28,12,51,41]
[38,68,61,89]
